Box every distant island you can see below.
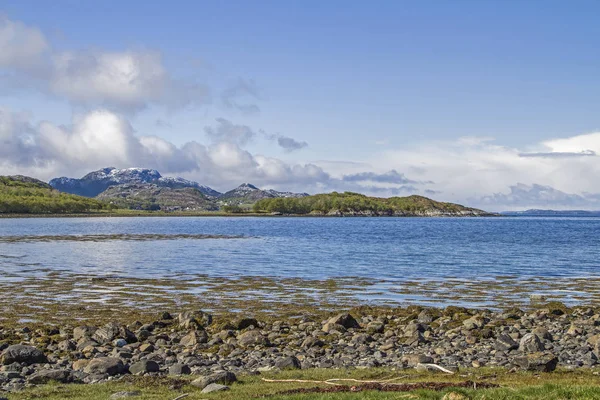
[0,167,493,216]
[501,209,600,217]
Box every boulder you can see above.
[235,317,259,330]
[129,360,160,375]
[402,354,433,366]
[513,353,558,372]
[237,330,270,347]
[27,369,73,384]
[322,313,360,332]
[168,364,191,375]
[301,336,324,348]
[519,333,544,353]
[180,330,208,347]
[201,383,230,393]
[495,334,518,351]
[1,345,47,365]
[83,357,125,376]
[178,310,212,329]
[192,371,237,389]
[275,356,301,370]
[73,325,96,341]
[92,322,135,344]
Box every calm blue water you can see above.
[1,216,599,281]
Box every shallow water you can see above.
[1,216,600,309]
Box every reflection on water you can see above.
[1,216,600,309]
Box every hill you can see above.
[0,176,110,214]
[252,192,493,216]
[50,167,221,198]
[218,183,309,206]
[96,184,219,212]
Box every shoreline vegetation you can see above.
[0,175,496,217]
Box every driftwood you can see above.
[417,363,456,374]
[171,394,189,400]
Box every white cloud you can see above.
[0,15,48,69]
[0,108,332,192]
[0,16,209,111]
[371,133,600,210]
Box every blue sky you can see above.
[2,1,600,210]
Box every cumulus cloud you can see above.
[0,108,334,191]
[372,132,600,210]
[0,16,209,111]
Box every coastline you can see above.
[0,211,500,218]
[2,302,599,397]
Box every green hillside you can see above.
[253,192,491,216]
[0,176,112,214]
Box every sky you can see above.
[2,1,600,210]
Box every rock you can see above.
[301,336,324,348]
[201,383,230,393]
[92,322,135,344]
[57,340,76,351]
[418,310,434,323]
[1,345,47,365]
[83,357,125,376]
[275,356,301,370]
[159,311,172,320]
[366,321,385,334]
[513,352,558,372]
[192,371,237,389]
[129,360,160,375]
[28,369,73,384]
[235,317,259,330]
[168,364,191,375]
[72,359,90,371]
[519,333,545,353]
[463,315,487,330]
[180,330,208,346]
[404,331,425,346]
[402,354,433,366]
[73,326,96,341]
[138,343,154,353]
[323,313,360,331]
[495,334,518,351]
[178,310,212,329]
[532,327,553,341]
[237,330,270,347]
[110,391,141,399]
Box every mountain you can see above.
[96,184,218,212]
[218,183,309,206]
[50,167,221,198]
[252,192,494,216]
[0,175,109,214]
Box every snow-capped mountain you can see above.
[49,167,221,198]
[218,183,309,205]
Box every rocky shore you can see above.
[2,305,600,393]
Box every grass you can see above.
[6,368,600,399]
